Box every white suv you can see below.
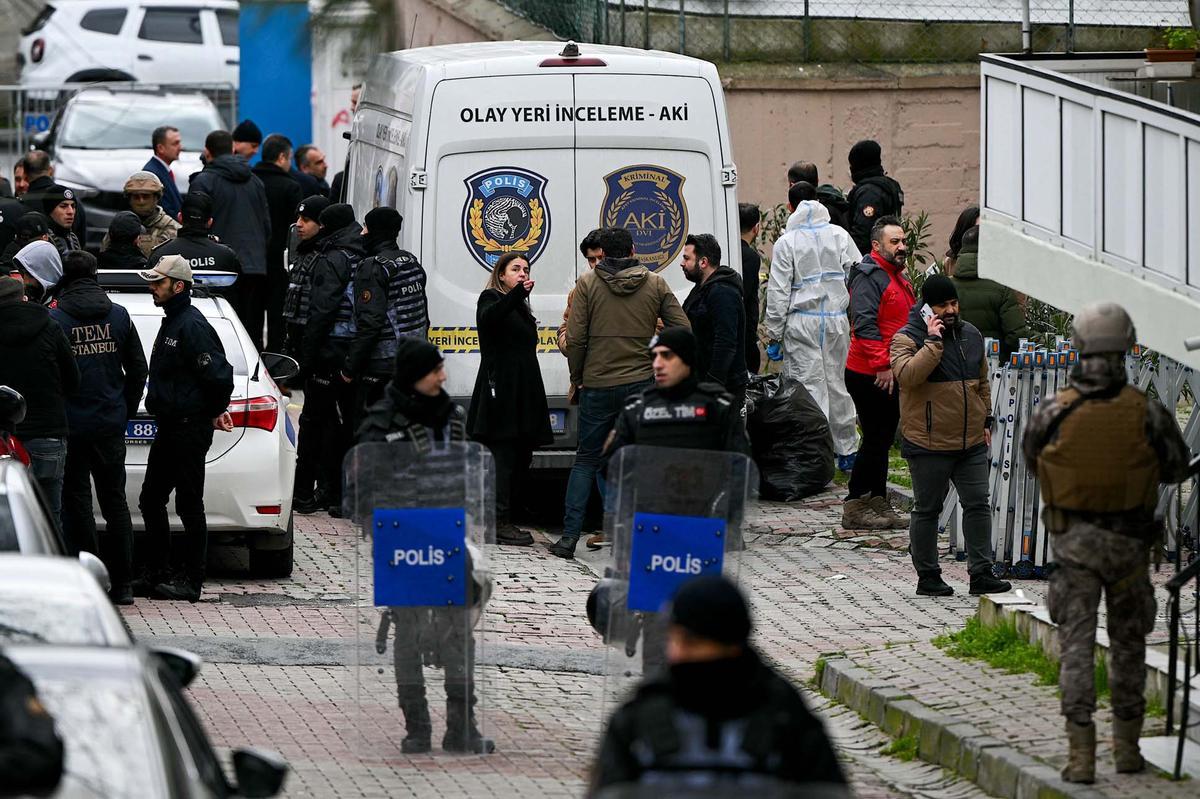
[19,0,239,88]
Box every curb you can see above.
[818,657,1108,799]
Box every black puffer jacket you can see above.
[0,297,79,438]
[145,291,234,421]
[188,155,271,276]
[301,223,366,374]
[681,266,749,389]
[50,277,147,437]
[96,242,147,271]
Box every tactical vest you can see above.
[282,248,319,324]
[329,251,360,341]
[370,252,428,364]
[628,385,734,452]
[1037,386,1159,514]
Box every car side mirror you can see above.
[78,551,111,592]
[231,747,289,797]
[152,646,202,688]
[260,352,300,383]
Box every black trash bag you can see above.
[746,374,835,501]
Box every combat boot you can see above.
[969,573,1013,595]
[868,496,908,529]
[496,522,534,547]
[841,497,890,530]
[916,569,954,597]
[1112,715,1145,773]
[399,698,432,754]
[442,699,495,753]
[1062,720,1096,783]
[548,534,579,559]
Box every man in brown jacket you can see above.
[550,227,690,559]
[890,275,1010,597]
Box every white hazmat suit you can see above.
[764,201,861,457]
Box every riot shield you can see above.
[594,445,757,710]
[342,441,496,759]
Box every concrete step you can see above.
[1141,736,1200,781]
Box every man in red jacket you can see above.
[843,216,914,530]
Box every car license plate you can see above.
[125,419,157,443]
[549,410,566,436]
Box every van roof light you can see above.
[541,41,606,68]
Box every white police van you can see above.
[348,41,739,465]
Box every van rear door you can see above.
[572,72,736,293]
[423,74,578,401]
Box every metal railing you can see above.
[497,0,1192,62]
[1165,455,1200,779]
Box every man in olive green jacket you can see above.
[950,226,1030,362]
[890,275,1010,598]
[552,227,689,559]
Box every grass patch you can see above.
[812,656,827,688]
[1094,653,1111,702]
[832,469,849,487]
[1146,693,1166,719]
[888,446,912,489]
[933,616,1059,686]
[880,733,919,761]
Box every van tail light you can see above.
[539,57,606,67]
[31,39,45,63]
[227,396,278,432]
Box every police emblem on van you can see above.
[463,167,550,269]
[601,165,688,271]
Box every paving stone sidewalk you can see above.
[822,639,1196,799]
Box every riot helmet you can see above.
[1071,303,1136,356]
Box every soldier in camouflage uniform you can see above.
[102,171,180,257]
[1022,302,1190,784]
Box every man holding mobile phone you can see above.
[890,275,1010,597]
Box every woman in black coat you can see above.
[468,251,553,546]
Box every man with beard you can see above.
[679,233,748,417]
[345,206,427,421]
[843,217,914,530]
[890,275,1010,597]
[136,255,234,602]
[102,172,179,256]
[97,212,148,271]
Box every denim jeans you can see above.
[24,437,67,534]
[562,379,651,539]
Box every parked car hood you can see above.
[52,148,202,197]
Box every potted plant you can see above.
[1144,27,1197,77]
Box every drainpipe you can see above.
[1022,0,1032,53]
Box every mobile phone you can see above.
[920,304,935,323]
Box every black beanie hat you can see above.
[848,139,883,172]
[109,211,146,242]
[41,183,74,216]
[922,275,958,307]
[319,203,356,231]
[650,326,696,369]
[232,119,262,144]
[296,195,330,223]
[670,576,752,646]
[364,206,403,240]
[392,337,444,390]
[15,212,50,240]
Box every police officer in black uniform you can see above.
[0,649,63,795]
[845,139,904,255]
[590,576,847,797]
[357,337,493,755]
[148,192,241,276]
[344,206,427,424]
[281,195,330,368]
[137,255,235,602]
[604,326,748,460]
[295,203,364,515]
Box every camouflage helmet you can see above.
[123,170,163,196]
[1071,302,1136,356]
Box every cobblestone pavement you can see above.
[834,641,1197,798]
[119,486,1034,798]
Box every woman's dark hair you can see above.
[947,205,980,259]
[486,251,529,293]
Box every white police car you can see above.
[100,273,298,577]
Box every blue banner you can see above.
[627,512,726,612]
[372,507,467,607]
